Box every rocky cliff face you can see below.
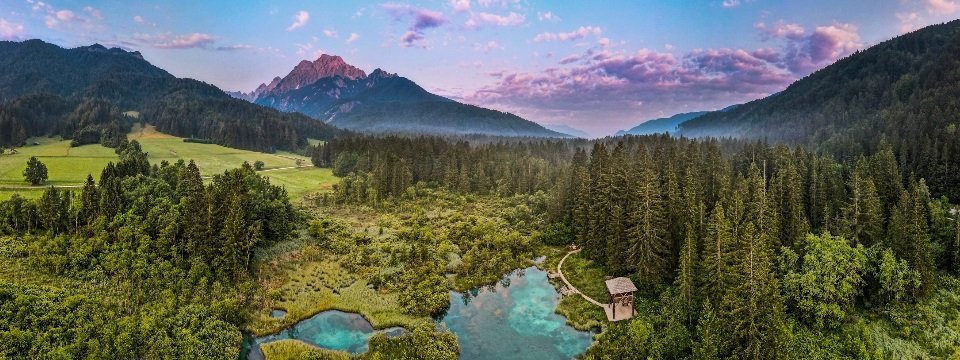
[270,55,366,96]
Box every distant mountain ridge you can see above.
[616,111,709,136]
[238,55,566,138]
[543,124,591,138]
[0,39,342,150]
[676,19,960,199]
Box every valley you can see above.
[2,4,960,360]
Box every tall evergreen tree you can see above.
[700,204,734,304]
[628,146,668,286]
[676,225,698,324]
[841,157,885,246]
[888,181,935,298]
[79,174,99,225]
[721,222,790,359]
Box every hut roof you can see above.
[605,277,638,295]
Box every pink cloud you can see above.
[458,21,862,135]
[534,26,602,42]
[134,32,219,49]
[466,11,525,28]
[450,0,471,12]
[756,21,805,40]
[287,10,309,31]
[0,18,25,40]
[926,0,959,14]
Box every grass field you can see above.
[0,124,337,200]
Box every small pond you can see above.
[244,310,404,360]
[439,266,595,360]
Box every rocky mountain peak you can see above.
[266,54,367,96]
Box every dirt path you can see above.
[556,249,606,307]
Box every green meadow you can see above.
[0,124,335,200]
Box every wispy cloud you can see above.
[135,32,216,49]
[450,0,471,12]
[465,11,524,28]
[346,33,360,44]
[926,0,959,13]
[722,0,741,8]
[287,10,310,31]
[534,26,602,42]
[537,11,560,22]
[83,6,103,20]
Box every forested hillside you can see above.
[0,140,296,358]
[313,134,960,358]
[0,40,343,151]
[679,20,960,200]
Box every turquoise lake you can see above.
[244,310,404,360]
[439,266,595,360]
[246,266,594,359]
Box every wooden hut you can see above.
[604,277,637,321]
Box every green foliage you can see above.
[365,323,459,360]
[254,160,265,170]
[22,156,47,185]
[783,233,868,328]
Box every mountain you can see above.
[616,111,709,136]
[245,56,566,138]
[0,39,343,151]
[677,19,960,199]
[543,124,591,138]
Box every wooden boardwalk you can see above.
[555,248,634,321]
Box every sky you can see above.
[1,0,959,136]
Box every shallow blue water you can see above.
[440,266,594,360]
[245,310,404,360]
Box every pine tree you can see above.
[953,212,960,274]
[607,142,631,274]
[586,143,610,264]
[771,150,809,248]
[219,195,247,279]
[745,162,779,251]
[700,204,734,304]
[871,140,903,214]
[722,222,790,359]
[888,181,935,298]
[841,157,884,246]
[628,146,668,286]
[79,174,99,225]
[676,225,698,324]
[178,161,208,259]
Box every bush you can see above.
[538,223,574,246]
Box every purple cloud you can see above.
[457,21,862,135]
[382,3,446,47]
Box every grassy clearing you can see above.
[0,137,116,186]
[251,250,422,336]
[0,124,336,201]
[128,124,309,174]
[260,340,350,360]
